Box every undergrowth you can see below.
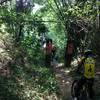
[0,64,59,100]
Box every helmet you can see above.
[84,49,93,57]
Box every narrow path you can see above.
[52,60,73,100]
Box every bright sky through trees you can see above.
[32,3,44,13]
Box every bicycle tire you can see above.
[80,90,88,100]
[71,80,78,99]
[80,84,88,100]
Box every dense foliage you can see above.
[0,0,100,99]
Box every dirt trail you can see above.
[52,61,73,100]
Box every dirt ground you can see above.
[52,61,73,100]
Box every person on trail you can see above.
[45,39,52,67]
[65,39,74,67]
[74,49,96,100]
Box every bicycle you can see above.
[71,52,97,100]
[71,78,91,100]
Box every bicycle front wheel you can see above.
[71,80,78,99]
[79,87,88,100]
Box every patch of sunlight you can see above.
[58,63,64,67]
[62,80,65,83]
[49,93,58,100]
[0,48,4,53]
[56,74,62,77]
[65,70,70,73]
[16,77,25,86]
[23,88,45,100]
[65,81,70,84]
[20,81,25,86]
[46,94,58,100]
[71,59,78,66]
[32,3,44,14]
[0,50,11,60]
[0,24,6,33]
[62,80,70,84]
